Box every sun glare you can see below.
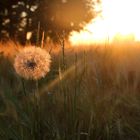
[69,0,140,46]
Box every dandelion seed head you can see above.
[14,46,51,80]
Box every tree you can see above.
[0,0,38,44]
[0,0,18,40]
[36,0,94,42]
[0,0,95,44]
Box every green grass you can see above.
[1,41,140,140]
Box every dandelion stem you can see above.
[21,78,26,96]
[34,80,41,140]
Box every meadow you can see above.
[0,40,140,140]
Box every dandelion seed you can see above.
[14,46,51,80]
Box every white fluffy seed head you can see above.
[14,46,51,80]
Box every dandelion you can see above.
[14,46,51,80]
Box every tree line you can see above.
[0,0,94,44]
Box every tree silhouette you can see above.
[37,0,94,42]
[0,0,94,44]
[0,0,38,43]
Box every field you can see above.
[0,41,140,140]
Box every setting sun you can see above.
[69,0,140,45]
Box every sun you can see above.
[69,0,140,46]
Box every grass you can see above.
[0,41,140,140]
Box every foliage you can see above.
[0,0,94,44]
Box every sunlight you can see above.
[69,0,140,45]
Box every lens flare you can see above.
[69,0,140,46]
